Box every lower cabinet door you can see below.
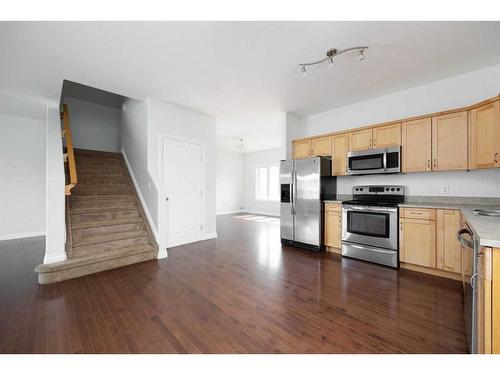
[325,211,341,248]
[436,209,462,274]
[400,217,436,268]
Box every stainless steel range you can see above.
[341,185,405,268]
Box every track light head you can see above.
[358,49,365,61]
[298,46,368,74]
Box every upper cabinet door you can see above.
[331,133,349,176]
[372,123,401,149]
[310,136,332,157]
[432,111,468,171]
[293,139,311,159]
[401,117,432,173]
[349,128,373,151]
[469,100,500,170]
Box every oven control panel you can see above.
[352,185,405,195]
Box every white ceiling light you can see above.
[235,138,245,149]
[299,46,368,75]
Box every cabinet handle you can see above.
[433,158,437,170]
[427,159,431,170]
[373,138,376,148]
[495,152,499,164]
[410,211,423,215]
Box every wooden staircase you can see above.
[36,106,158,284]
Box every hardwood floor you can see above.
[0,214,467,353]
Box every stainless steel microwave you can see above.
[347,146,401,175]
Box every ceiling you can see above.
[1,21,500,153]
[61,80,125,109]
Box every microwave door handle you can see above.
[383,150,387,171]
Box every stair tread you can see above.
[72,230,149,247]
[71,217,144,229]
[36,245,155,274]
[70,207,140,216]
[69,194,135,200]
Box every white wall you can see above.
[120,98,159,233]
[302,63,500,197]
[148,98,217,237]
[216,148,243,215]
[243,148,281,216]
[44,105,66,263]
[280,112,302,161]
[65,97,121,152]
[337,169,500,197]
[0,112,46,240]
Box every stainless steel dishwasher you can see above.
[457,224,479,354]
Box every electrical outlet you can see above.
[442,185,450,194]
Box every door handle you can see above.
[457,229,473,249]
[470,273,479,294]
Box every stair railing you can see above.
[61,104,78,195]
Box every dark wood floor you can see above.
[0,214,467,353]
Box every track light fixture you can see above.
[299,46,368,75]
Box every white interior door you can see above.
[161,138,203,248]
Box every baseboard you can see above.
[241,211,280,218]
[43,252,67,264]
[121,148,159,243]
[0,231,46,241]
[157,249,168,259]
[204,232,218,240]
[216,210,243,216]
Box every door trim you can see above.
[158,134,206,248]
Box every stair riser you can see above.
[76,180,130,187]
[71,187,133,196]
[37,251,155,284]
[70,201,137,211]
[71,217,144,230]
[72,236,151,257]
[77,171,127,178]
[72,223,146,243]
[70,210,141,225]
[75,158,124,165]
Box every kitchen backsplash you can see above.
[336,168,500,197]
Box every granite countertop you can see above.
[323,194,352,203]
[399,196,500,248]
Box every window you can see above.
[256,164,279,201]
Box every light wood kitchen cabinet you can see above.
[324,210,342,249]
[436,209,462,274]
[400,209,436,268]
[477,247,493,354]
[432,111,468,171]
[310,136,331,157]
[468,100,500,170]
[401,117,432,173]
[293,139,311,159]
[349,128,373,151]
[372,123,401,149]
[331,133,349,176]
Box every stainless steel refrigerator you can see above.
[280,157,336,251]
